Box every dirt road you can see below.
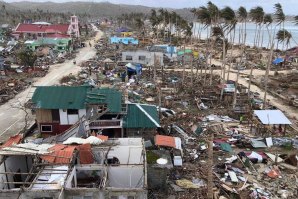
[173,61,298,119]
[211,59,298,119]
[0,28,103,143]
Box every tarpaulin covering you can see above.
[272,57,284,64]
[126,63,142,75]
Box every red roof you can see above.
[155,135,176,148]
[41,143,94,164]
[97,135,109,141]
[41,144,76,164]
[46,33,70,38]
[77,144,93,164]
[15,23,70,34]
[1,134,23,148]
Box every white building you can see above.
[122,50,164,66]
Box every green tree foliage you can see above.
[17,49,37,67]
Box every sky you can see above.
[3,0,298,15]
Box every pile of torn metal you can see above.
[0,133,147,199]
[148,108,298,199]
[0,84,155,199]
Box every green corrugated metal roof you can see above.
[123,104,160,128]
[86,87,122,113]
[177,49,192,55]
[32,86,123,112]
[32,86,89,109]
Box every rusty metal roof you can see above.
[1,134,23,148]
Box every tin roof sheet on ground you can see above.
[254,110,292,125]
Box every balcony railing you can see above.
[89,120,122,129]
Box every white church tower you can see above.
[69,15,80,38]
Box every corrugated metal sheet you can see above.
[155,135,176,148]
[86,88,122,113]
[32,86,123,113]
[32,86,89,109]
[123,104,160,128]
[1,134,22,148]
[77,144,93,164]
[41,144,76,164]
[254,110,292,125]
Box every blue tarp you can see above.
[110,36,138,45]
[272,57,284,65]
[126,63,142,75]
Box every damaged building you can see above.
[0,136,147,199]
[31,85,160,139]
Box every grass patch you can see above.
[146,151,160,164]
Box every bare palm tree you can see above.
[274,3,286,50]
[264,14,273,48]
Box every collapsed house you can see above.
[31,85,160,138]
[0,137,147,199]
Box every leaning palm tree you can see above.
[196,5,211,84]
[250,7,265,48]
[238,7,248,45]
[263,14,273,48]
[190,8,197,41]
[221,6,237,82]
[274,3,286,50]
[207,1,220,85]
[220,6,240,106]
[276,29,292,51]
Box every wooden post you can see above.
[158,86,162,119]
[153,53,156,83]
[207,131,214,199]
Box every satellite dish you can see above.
[156,158,168,165]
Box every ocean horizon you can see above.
[192,21,298,50]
